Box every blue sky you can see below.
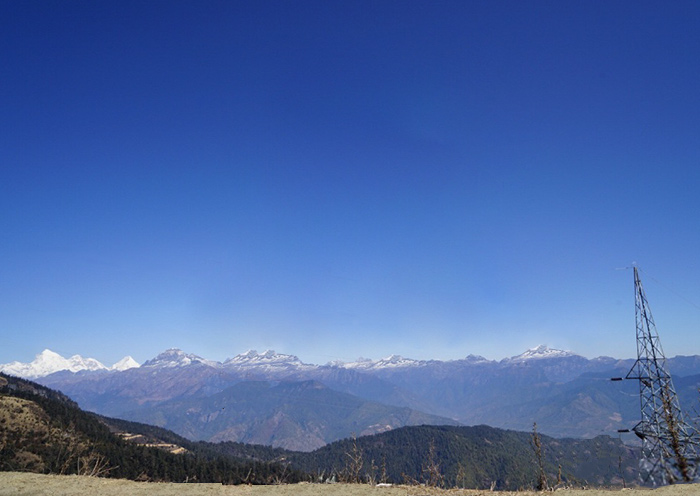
[2,1,700,366]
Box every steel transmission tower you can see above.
[624,267,699,484]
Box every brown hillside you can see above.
[0,396,55,472]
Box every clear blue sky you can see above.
[2,1,700,366]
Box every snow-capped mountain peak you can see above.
[327,357,372,368]
[0,349,108,379]
[68,354,107,372]
[1,344,588,380]
[507,345,575,362]
[226,349,291,363]
[111,356,140,371]
[463,354,490,364]
[339,354,423,370]
[375,354,422,368]
[142,348,218,368]
[223,349,311,370]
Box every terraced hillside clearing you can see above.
[1,473,699,496]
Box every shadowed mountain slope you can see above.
[122,380,459,451]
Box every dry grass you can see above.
[2,472,699,496]
[0,396,51,437]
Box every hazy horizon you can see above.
[0,342,655,369]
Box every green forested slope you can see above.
[0,373,304,484]
[1,372,640,490]
[286,424,639,490]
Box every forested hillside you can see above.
[95,418,642,490]
[285,425,639,490]
[0,373,304,484]
[1,372,641,490]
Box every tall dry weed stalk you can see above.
[343,435,364,483]
[422,440,444,488]
[531,422,547,491]
[659,380,695,483]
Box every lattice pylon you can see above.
[625,267,700,485]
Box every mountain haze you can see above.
[6,346,700,447]
[0,372,643,489]
[123,379,458,451]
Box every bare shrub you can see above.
[531,422,547,491]
[422,440,444,488]
[342,435,364,483]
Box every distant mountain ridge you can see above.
[0,372,640,489]
[123,379,459,451]
[505,344,578,362]
[141,348,218,369]
[0,345,605,379]
[6,345,700,448]
[0,349,139,379]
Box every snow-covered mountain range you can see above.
[5,344,700,449]
[504,344,576,362]
[0,345,577,379]
[0,349,139,379]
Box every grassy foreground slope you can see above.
[2,472,700,496]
